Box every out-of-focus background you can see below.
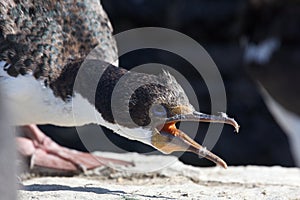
[41,0,299,167]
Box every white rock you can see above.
[18,152,300,200]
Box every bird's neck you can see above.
[49,59,128,124]
[50,59,126,100]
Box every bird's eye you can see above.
[150,104,167,117]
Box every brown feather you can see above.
[0,0,117,83]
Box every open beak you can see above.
[152,111,239,169]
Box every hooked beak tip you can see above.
[195,111,240,133]
[225,116,240,133]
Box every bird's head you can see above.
[106,69,239,168]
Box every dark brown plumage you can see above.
[0,0,239,172]
[0,0,117,82]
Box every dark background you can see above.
[42,0,299,167]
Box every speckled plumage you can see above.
[0,0,117,82]
[0,0,239,170]
[0,0,193,125]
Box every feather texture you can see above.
[0,0,117,82]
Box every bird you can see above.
[0,0,239,173]
[244,38,300,167]
[241,0,300,166]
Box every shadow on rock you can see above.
[21,184,175,199]
[21,184,124,195]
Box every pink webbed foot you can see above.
[17,125,132,174]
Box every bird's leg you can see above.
[17,124,132,174]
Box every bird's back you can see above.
[0,0,117,81]
[0,0,119,126]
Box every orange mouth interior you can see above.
[160,122,179,136]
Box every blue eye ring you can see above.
[151,104,167,117]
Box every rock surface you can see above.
[19,152,300,200]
